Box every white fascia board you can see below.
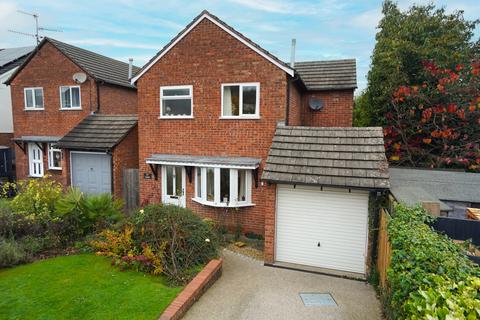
[145,159,258,170]
[131,14,294,84]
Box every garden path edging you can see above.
[159,258,223,320]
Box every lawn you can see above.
[0,254,183,320]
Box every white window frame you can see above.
[193,167,253,207]
[160,85,193,119]
[59,85,82,110]
[28,143,44,177]
[48,143,62,170]
[220,82,260,119]
[24,87,44,110]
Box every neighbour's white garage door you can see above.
[71,152,111,195]
[276,184,369,275]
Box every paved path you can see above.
[183,250,383,320]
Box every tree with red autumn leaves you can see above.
[384,60,480,171]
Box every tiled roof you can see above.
[262,125,389,189]
[292,59,357,91]
[0,46,35,75]
[55,114,137,151]
[390,167,480,210]
[5,38,140,88]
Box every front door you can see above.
[162,165,186,207]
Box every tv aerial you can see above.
[8,10,62,45]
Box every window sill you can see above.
[24,108,45,111]
[59,107,82,111]
[158,116,194,119]
[192,197,254,208]
[48,167,62,171]
[28,175,43,178]
[219,116,260,120]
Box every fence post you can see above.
[123,168,139,211]
[377,208,392,289]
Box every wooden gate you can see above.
[377,208,392,289]
[123,168,139,211]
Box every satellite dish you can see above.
[309,98,324,111]
[72,72,87,84]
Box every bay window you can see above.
[194,167,253,207]
[221,83,259,118]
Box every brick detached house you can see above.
[132,11,389,278]
[5,38,139,199]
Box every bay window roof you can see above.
[146,154,261,169]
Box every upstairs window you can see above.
[48,143,62,170]
[60,86,81,109]
[194,167,252,207]
[24,88,44,110]
[160,85,193,118]
[222,83,259,118]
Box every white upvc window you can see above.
[59,86,81,109]
[221,83,260,118]
[160,85,193,118]
[193,167,253,207]
[48,143,62,170]
[24,87,44,110]
[28,143,44,177]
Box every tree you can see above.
[384,60,480,171]
[357,1,479,126]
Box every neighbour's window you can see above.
[24,88,44,109]
[222,83,259,118]
[194,167,252,207]
[60,86,81,109]
[48,143,62,170]
[160,85,193,118]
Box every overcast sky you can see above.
[1,0,479,91]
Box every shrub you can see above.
[385,204,480,319]
[0,238,29,267]
[4,176,63,220]
[134,204,219,284]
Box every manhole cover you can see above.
[299,293,337,307]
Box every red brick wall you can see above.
[137,18,287,234]
[99,83,137,115]
[10,41,138,198]
[0,133,13,147]
[112,126,139,199]
[301,90,353,127]
[287,81,302,126]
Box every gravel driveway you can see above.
[183,250,383,320]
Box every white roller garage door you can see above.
[71,152,112,195]
[276,184,369,275]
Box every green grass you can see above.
[0,254,183,320]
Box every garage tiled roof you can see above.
[5,38,140,88]
[262,125,389,189]
[56,114,137,151]
[292,59,357,91]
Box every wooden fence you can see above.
[377,207,392,289]
[123,168,139,211]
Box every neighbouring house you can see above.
[0,46,35,179]
[132,10,389,278]
[389,167,480,218]
[5,37,139,199]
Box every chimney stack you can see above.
[128,58,133,79]
[290,38,296,68]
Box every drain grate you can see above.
[299,293,337,307]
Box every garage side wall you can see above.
[112,126,139,200]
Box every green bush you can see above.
[386,204,480,319]
[0,238,29,267]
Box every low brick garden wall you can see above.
[159,258,223,320]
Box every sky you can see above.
[1,0,479,92]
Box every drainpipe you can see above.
[96,80,105,114]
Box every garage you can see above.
[71,152,112,194]
[262,126,390,277]
[275,184,369,274]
